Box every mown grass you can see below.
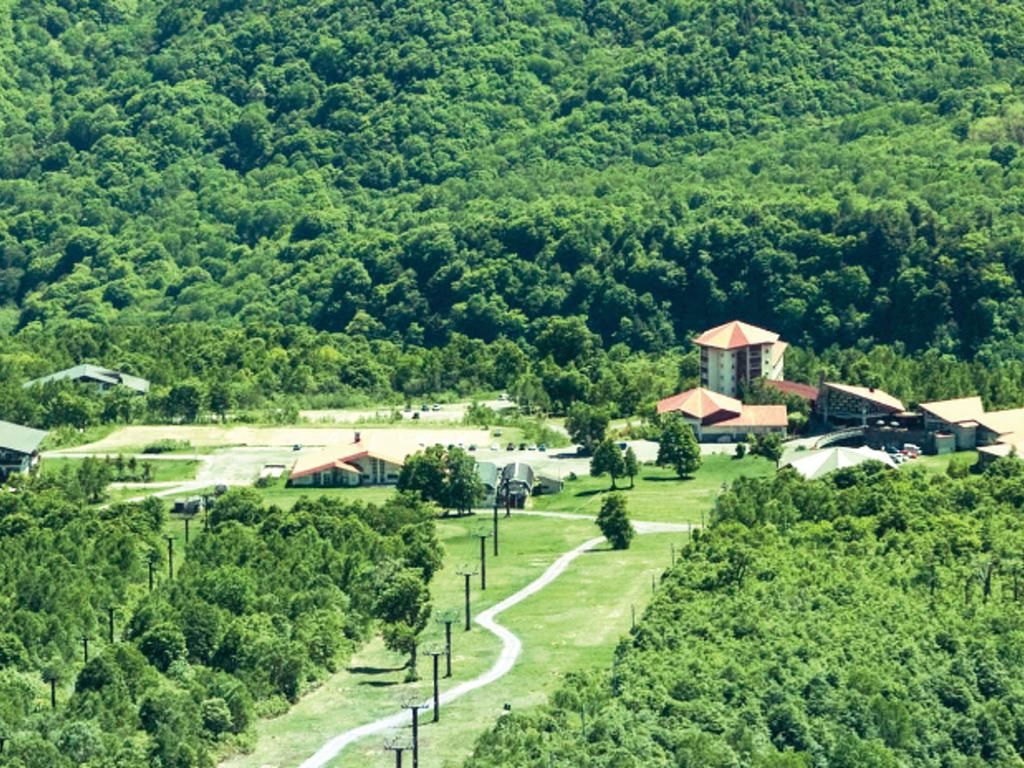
[531,453,776,524]
[220,513,687,768]
[40,456,201,483]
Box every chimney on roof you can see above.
[354,431,361,443]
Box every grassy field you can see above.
[254,484,398,509]
[531,454,776,524]
[220,513,686,768]
[40,456,201,483]
[899,450,978,475]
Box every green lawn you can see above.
[220,513,687,768]
[531,454,776,524]
[40,456,201,483]
[898,450,978,475]
[254,484,398,509]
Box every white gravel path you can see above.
[297,515,696,768]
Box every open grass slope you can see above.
[221,512,686,768]
[531,455,776,524]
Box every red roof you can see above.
[767,380,819,401]
[656,388,742,419]
[711,404,789,429]
[694,320,780,350]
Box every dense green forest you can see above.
[0,479,441,767]
[465,460,1024,767]
[3,0,1024,398]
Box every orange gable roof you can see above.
[713,404,789,429]
[919,396,985,425]
[694,320,780,350]
[656,387,742,419]
[824,382,904,412]
[290,435,407,480]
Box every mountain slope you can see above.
[1,0,1024,355]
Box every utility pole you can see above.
[456,565,478,631]
[148,554,155,592]
[398,694,427,768]
[81,635,91,664]
[434,609,459,677]
[384,735,411,768]
[166,536,175,581]
[423,642,445,722]
[184,514,192,544]
[475,528,493,590]
[106,606,116,644]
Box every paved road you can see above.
[296,516,696,768]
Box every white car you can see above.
[490,443,500,451]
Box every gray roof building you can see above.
[25,364,150,394]
[0,420,48,455]
[475,461,499,491]
[0,420,48,480]
[501,462,535,489]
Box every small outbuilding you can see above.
[0,420,48,481]
[500,462,535,508]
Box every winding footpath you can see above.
[298,513,695,768]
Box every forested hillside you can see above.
[0,481,441,767]
[465,460,1024,767]
[2,0,1024,362]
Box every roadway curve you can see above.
[298,516,695,768]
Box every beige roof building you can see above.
[289,433,406,487]
[817,382,905,426]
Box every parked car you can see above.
[527,443,537,451]
[421,404,430,411]
[506,442,516,451]
[538,443,547,452]
[432,403,442,411]
[617,441,628,450]
[292,443,302,451]
[903,443,921,453]
[490,442,500,451]
[518,442,527,451]
[468,444,477,451]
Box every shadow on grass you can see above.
[641,475,693,483]
[349,665,405,676]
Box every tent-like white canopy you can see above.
[782,446,896,480]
